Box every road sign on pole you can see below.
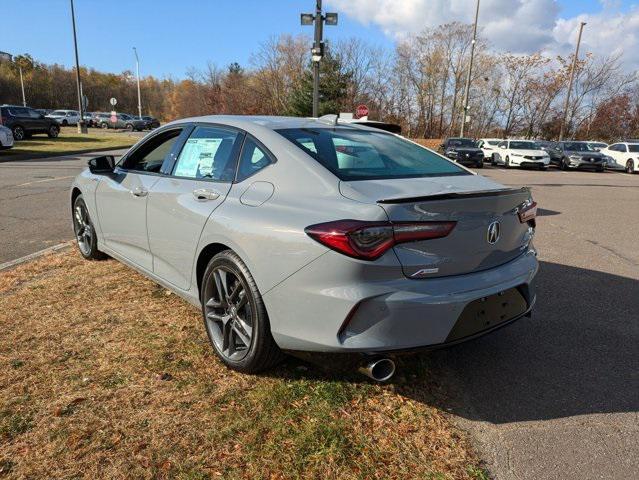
[109,97,117,107]
[356,104,369,118]
[110,111,117,123]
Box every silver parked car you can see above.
[70,116,539,380]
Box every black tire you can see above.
[561,157,569,171]
[597,166,604,173]
[125,123,134,132]
[47,125,60,138]
[505,156,511,169]
[72,194,107,260]
[475,160,484,168]
[61,120,68,126]
[11,125,25,141]
[491,153,498,166]
[626,160,634,174]
[539,165,547,171]
[101,122,109,129]
[200,250,282,373]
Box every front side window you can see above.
[121,128,182,173]
[172,126,240,181]
[277,128,468,181]
[51,110,65,116]
[236,137,273,182]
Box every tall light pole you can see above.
[133,47,142,118]
[559,21,586,141]
[70,0,87,133]
[460,0,480,137]
[19,66,26,106]
[301,1,338,117]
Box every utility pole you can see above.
[301,1,338,117]
[19,66,26,107]
[460,0,480,137]
[559,21,586,141]
[133,47,142,118]
[70,0,87,133]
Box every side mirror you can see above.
[88,155,115,174]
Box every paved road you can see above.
[1,152,638,478]
[0,150,126,262]
[424,167,639,479]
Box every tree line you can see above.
[1,24,638,141]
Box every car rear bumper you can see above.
[263,247,538,352]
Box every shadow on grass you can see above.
[265,261,639,424]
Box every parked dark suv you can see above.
[439,137,484,168]
[0,105,60,141]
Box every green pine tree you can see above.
[286,52,352,117]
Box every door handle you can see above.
[130,186,148,197]
[193,188,220,201]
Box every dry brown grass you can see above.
[411,139,443,150]
[0,250,486,480]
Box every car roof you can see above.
[164,115,386,133]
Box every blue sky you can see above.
[2,0,637,78]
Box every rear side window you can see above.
[236,137,273,182]
[276,128,468,181]
[172,126,240,181]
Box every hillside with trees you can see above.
[2,26,637,141]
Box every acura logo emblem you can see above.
[487,221,501,244]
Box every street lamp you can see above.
[69,0,87,133]
[460,0,481,137]
[133,47,142,119]
[19,66,26,107]
[559,22,586,141]
[301,0,338,117]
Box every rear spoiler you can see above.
[378,187,530,204]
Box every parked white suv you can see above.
[600,142,639,174]
[477,138,502,162]
[492,139,550,170]
[46,110,80,126]
[0,125,14,149]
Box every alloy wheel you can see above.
[627,160,633,174]
[12,126,24,141]
[73,202,93,256]
[204,267,253,361]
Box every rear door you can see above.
[378,188,533,279]
[146,124,244,289]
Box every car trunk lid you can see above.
[340,177,534,279]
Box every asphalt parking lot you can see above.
[0,149,127,263]
[0,153,637,479]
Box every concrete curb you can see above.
[0,242,73,272]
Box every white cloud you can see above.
[327,0,639,70]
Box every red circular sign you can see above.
[356,104,369,118]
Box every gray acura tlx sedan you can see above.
[71,116,538,380]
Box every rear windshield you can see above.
[276,128,469,181]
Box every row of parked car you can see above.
[0,104,161,148]
[439,137,638,174]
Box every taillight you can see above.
[518,200,537,227]
[305,220,456,260]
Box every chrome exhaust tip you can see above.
[358,357,396,382]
